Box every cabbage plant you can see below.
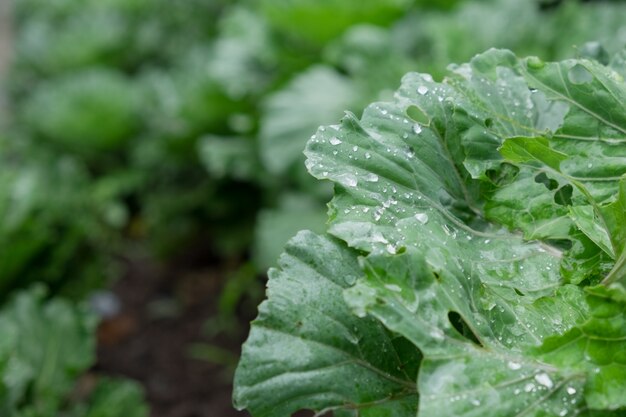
[234,48,626,416]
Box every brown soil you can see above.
[95,250,256,417]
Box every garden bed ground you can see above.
[94,247,254,417]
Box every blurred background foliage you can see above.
[0,0,625,415]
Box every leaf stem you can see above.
[602,249,626,286]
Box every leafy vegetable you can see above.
[0,287,147,417]
[235,49,626,416]
[23,68,138,154]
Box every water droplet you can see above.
[385,283,402,292]
[414,213,429,224]
[429,328,445,341]
[507,361,522,370]
[566,387,576,395]
[329,137,342,145]
[344,274,357,285]
[386,244,397,254]
[336,173,358,187]
[365,173,379,183]
[413,124,422,134]
[418,86,429,95]
[568,64,593,85]
[365,152,371,159]
[470,399,481,406]
[534,373,553,389]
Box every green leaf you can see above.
[198,135,260,181]
[79,378,148,417]
[537,285,626,410]
[208,6,276,99]
[499,137,567,171]
[257,0,413,46]
[23,68,138,153]
[253,193,327,271]
[0,287,96,415]
[600,177,626,286]
[600,177,626,257]
[346,251,591,417]
[569,206,615,258]
[519,57,626,203]
[299,49,626,415]
[234,231,420,417]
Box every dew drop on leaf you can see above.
[384,283,402,292]
[568,64,594,85]
[329,137,342,145]
[365,173,379,183]
[534,373,553,389]
[414,213,429,224]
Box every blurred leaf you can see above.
[0,154,115,295]
[260,66,359,174]
[257,0,413,46]
[0,288,96,416]
[198,135,260,181]
[208,6,277,99]
[76,378,148,417]
[22,69,138,154]
[253,193,327,270]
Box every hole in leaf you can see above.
[554,184,573,206]
[534,172,558,190]
[484,118,493,128]
[406,105,430,125]
[448,311,483,347]
[433,271,441,282]
[545,238,572,251]
[514,288,525,296]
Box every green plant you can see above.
[0,287,148,417]
[234,49,626,416]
